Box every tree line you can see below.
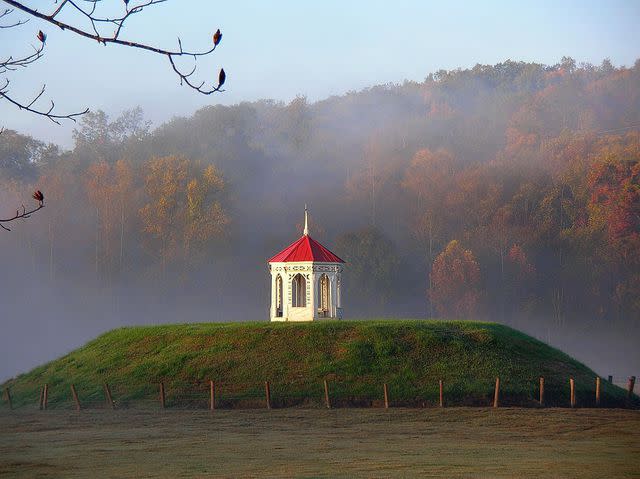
[1,57,638,325]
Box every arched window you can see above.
[275,274,283,317]
[318,274,330,314]
[292,274,306,307]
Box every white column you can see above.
[270,272,276,320]
[283,272,289,320]
[336,273,342,317]
[331,272,337,318]
[310,272,317,320]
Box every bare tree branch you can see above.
[0,190,44,231]
[0,79,89,124]
[3,0,224,93]
[0,40,43,74]
[0,7,28,27]
[0,0,225,125]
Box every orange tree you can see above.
[429,239,481,318]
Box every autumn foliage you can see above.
[429,240,481,318]
[139,155,228,279]
[1,58,639,322]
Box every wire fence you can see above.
[1,375,637,412]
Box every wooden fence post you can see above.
[324,379,331,409]
[570,378,575,408]
[159,382,166,409]
[265,381,271,410]
[539,377,545,406]
[493,377,500,408]
[103,383,114,410]
[42,384,48,410]
[439,380,444,408]
[209,380,216,411]
[595,377,601,406]
[70,384,81,411]
[628,376,636,400]
[383,383,389,409]
[4,387,12,410]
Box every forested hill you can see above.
[1,57,639,330]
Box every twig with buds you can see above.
[1,1,226,125]
[0,190,45,231]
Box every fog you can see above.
[1,59,639,383]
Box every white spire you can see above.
[303,204,309,236]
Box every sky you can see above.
[1,0,639,148]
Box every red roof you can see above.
[268,235,345,263]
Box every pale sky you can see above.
[1,0,638,148]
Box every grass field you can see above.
[1,320,632,408]
[0,408,638,478]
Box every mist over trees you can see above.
[1,57,639,340]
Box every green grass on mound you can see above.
[0,320,632,409]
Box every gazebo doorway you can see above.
[318,274,331,318]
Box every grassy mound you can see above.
[1,320,632,408]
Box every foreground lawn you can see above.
[0,408,638,478]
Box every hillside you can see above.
[1,320,632,409]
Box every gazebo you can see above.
[267,207,345,321]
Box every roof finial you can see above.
[303,204,309,236]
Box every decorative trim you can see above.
[271,263,343,273]
[312,265,342,272]
[291,265,311,272]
